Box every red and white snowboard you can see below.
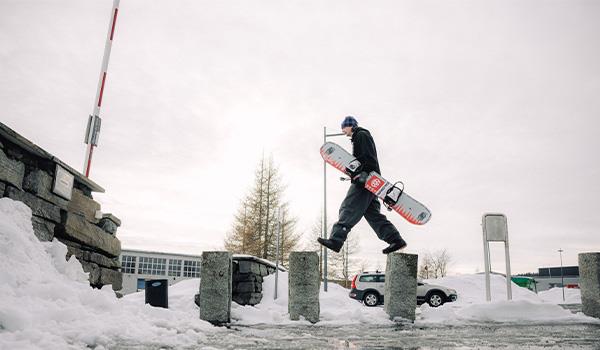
[320,142,431,225]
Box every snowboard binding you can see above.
[383,181,404,211]
[345,159,362,176]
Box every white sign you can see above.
[53,165,74,200]
[483,214,508,242]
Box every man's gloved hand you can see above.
[351,171,369,186]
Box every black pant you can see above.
[330,184,402,244]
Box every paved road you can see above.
[205,323,600,349]
[111,322,600,349]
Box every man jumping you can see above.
[318,116,407,254]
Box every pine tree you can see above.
[224,155,300,264]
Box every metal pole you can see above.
[505,239,513,300]
[323,126,328,292]
[559,249,565,302]
[83,0,120,177]
[275,207,281,299]
[483,217,491,302]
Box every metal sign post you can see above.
[482,213,512,301]
[83,0,120,177]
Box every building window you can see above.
[138,257,167,275]
[169,259,182,277]
[121,255,136,274]
[183,260,200,278]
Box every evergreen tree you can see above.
[224,155,300,264]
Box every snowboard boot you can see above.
[317,238,343,253]
[382,237,407,254]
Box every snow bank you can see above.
[416,274,593,325]
[231,272,393,326]
[0,198,217,350]
[538,287,582,304]
[159,268,595,327]
[0,196,596,350]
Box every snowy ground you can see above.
[1,198,598,349]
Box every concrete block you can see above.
[384,253,418,322]
[288,251,320,323]
[0,149,24,189]
[579,252,600,318]
[199,251,232,325]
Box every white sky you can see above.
[1,0,599,274]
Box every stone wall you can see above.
[232,258,277,306]
[0,122,122,291]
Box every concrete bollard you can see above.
[384,252,418,322]
[579,252,600,318]
[199,251,232,325]
[288,251,320,323]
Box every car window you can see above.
[359,275,377,282]
[376,275,385,283]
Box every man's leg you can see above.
[364,199,407,254]
[328,184,374,246]
[363,199,401,243]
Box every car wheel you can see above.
[363,292,379,307]
[427,292,445,307]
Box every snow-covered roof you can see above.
[232,254,287,272]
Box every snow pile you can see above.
[538,287,582,304]
[0,198,216,350]
[156,269,595,327]
[0,196,596,350]
[417,274,592,325]
[231,272,392,326]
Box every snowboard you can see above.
[320,142,431,225]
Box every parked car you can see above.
[349,271,458,307]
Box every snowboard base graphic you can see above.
[320,142,431,225]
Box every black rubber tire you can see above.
[427,291,445,307]
[363,292,380,307]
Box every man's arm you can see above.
[353,131,376,173]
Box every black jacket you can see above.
[351,127,381,174]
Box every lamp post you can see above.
[323,126,345,292]
[558,248,565,302]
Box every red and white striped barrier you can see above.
[83,0,120,177]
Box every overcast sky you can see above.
[2,0,599,274]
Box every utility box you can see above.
[145,279,168,308]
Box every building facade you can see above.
[119,249,202,295]
[534,266,580,291]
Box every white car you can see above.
[349,271,458,307]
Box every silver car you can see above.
[349,271,458,307]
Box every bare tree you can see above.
[434,249,452,277]
[304,215,329,277]
[418,249,452,279]
[418,252,435,279]
[304,215,361,285]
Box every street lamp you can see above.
[558,248,565,302]
[323,126,345,292]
